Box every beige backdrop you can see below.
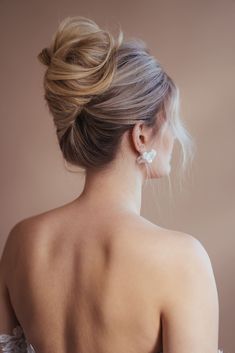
[0,0,234,352]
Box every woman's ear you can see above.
[131,121,152,153]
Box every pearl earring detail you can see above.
[136,148,157,164]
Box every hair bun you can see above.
[37,16,124,140]
[38,47,52,66]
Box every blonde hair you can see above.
[38,16,195,176]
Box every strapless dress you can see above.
[0,325,224,353]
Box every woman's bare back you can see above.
[5,199,167,353]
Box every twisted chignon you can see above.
[37,16,195,173]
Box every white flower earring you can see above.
[136,148,157,164]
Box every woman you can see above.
[0,16,223,353]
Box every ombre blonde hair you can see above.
[38,16,195,176]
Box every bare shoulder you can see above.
[148,227,218,310]
[117,214,214,278]
[126,217,216,287]
[148,225,215,280]
[148,228,220,352]
[161,228,214,274]
[136,217,213,266]
[124,214,212,269]
[1,202,69,264]
[0,214,53,282]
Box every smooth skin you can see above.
[0,119,219,353]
